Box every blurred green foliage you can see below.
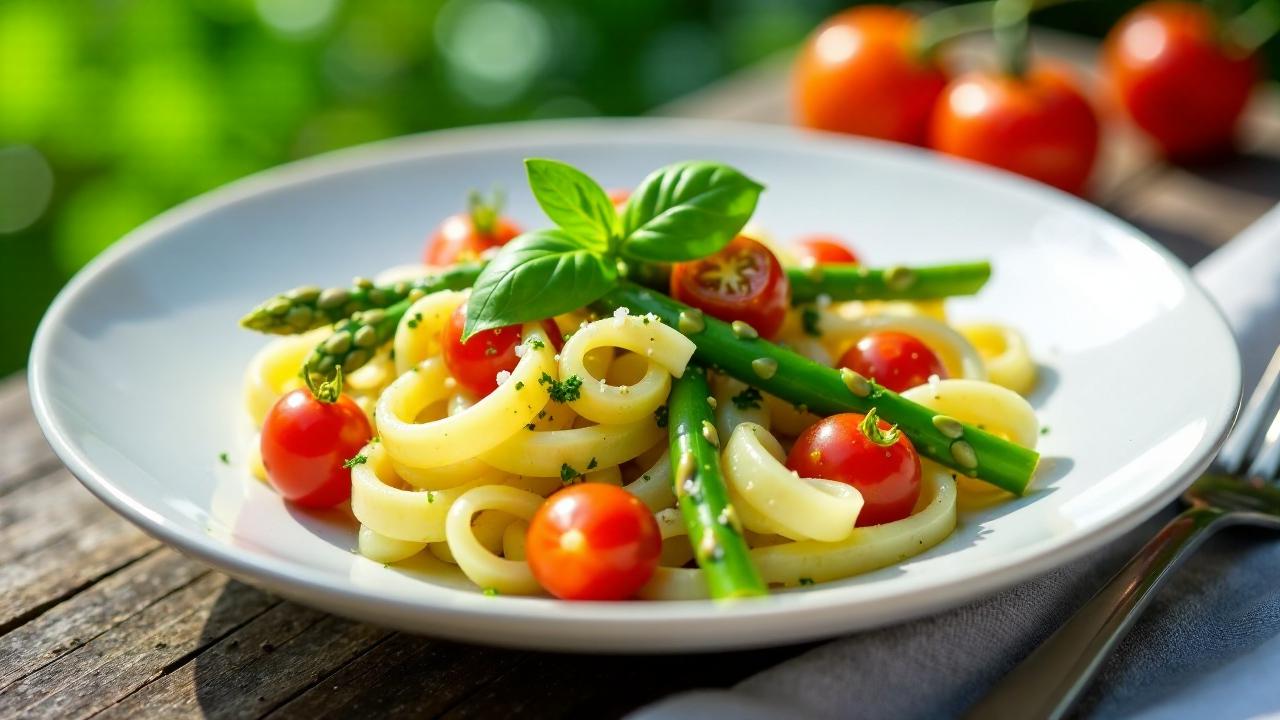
[0,0,1276,376]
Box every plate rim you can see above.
[27,117,1242,651]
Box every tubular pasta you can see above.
[479,417,663,477]
[393,289,466,376]
[242,328,327,425]
[640,473,957,600]
[350,441,502,543]
[624,449,676,512]
[558,314,696,425]
[445,484,545,595]
[721,423,863,542]
[376,323,556,468]
[358,525,427,564]
[957,323,1037,396]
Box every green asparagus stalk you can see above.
[668,365,767,600]
[240,261,485,335]
[624,261,990,303]
[788,261,991,303]
[597,283,1039,494]
[303,299,410,379]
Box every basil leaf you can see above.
[525,158,616,249]
[464,229,617,338]
[620,161,764,262]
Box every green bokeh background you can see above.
[1,0,1275,377]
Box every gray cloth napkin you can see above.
[636,204,1280,720]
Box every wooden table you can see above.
[4,32,1278,719]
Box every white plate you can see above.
[30,119,1240,652]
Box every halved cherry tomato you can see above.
[441,303,563,398]
[1103,1,1258,161]
[786,411,922,526]
[794,6,949,145]
[794,235,860,265]
[526,483,661,600]
[423,196,521,266]
[838,331,947,393]
[670,236,791,339]
[260,388,372,508]
[928,66,1099,195]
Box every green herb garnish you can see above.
[540,372,582,402]
[730,387,763,411]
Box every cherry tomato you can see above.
[793,6,949,145]
[928,66,1099,195]
[526,484,662,600]
[423,199,521,266]
[607,188,631,206]
[260,389,371,508]
[794,235,860,265]
[441,303,563,398]
[838,331,947,393]
[1103,1,1258,161]
[670,236,791,339]
[787,412,922,526]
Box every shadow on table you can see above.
[190,580,815,719]
[1187,148,1280,203]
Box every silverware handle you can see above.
[965,506,1225,720]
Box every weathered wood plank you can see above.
[1,575,276,719]
[437,646,806,720]
[0,513,159,633]
[97,600,389,720]
[0,549,210,691]
[267,635,527,720]
[0,470,119,566]
[0,374,60,495]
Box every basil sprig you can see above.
[464,158,763,338]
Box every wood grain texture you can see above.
[0,376,59,496]
[0,550,209,690]
[2,31,1277,720]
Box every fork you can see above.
[967,344,1280,720]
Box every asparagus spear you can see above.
[243,259,988,338]
[668,364,767,599]
[303,299,410,379]
[788,261,990,303]
[597,282,1039,494]
[240,261,484,335]
[625,261,990,303]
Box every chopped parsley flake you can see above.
[587,457,598,470]
[526,422,537,430]
[560,463,581,484]
[342,453,368,469]
[539,372,583,402]
[482,587,499,597]
[427,492,436,504]
[218,452,230,465]
[799,577,815,586]
[1040,426,1051,435]
[526,337,545,350]
[654,404,668,428]
[801,306,822,337]
[514,381,524,390]
[406,312,424,330]
[731,387,763,411]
